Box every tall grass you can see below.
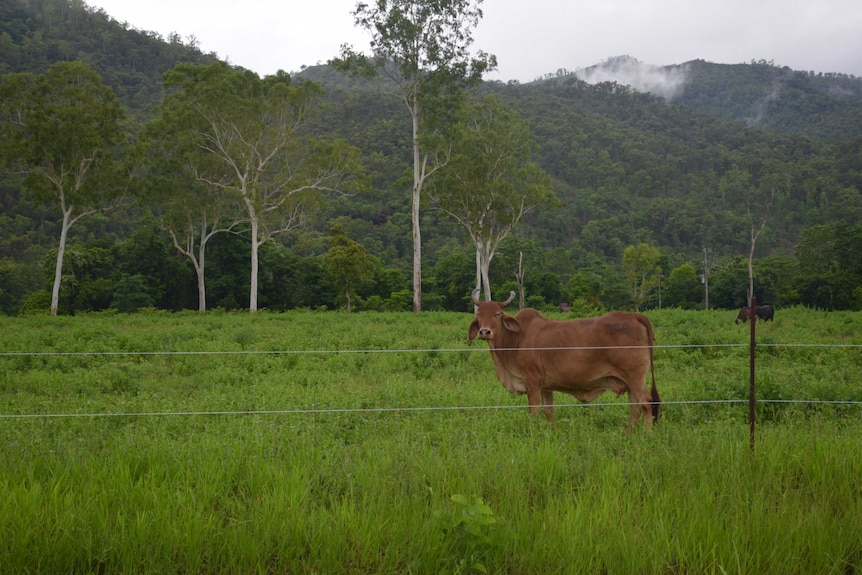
[1,307,861,574]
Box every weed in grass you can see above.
[434,494,499,574]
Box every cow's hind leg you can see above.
[541,388,555,424]
[627,389,654,434]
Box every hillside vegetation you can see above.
[1,0,861,314]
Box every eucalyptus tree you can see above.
[622,243,662,311]
[745,185,777,305]
[161,62,362,312]
[429,95,554,302]
[142,89,244,312]
[332,0,496,312]
[0,61,129,316]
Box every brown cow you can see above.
[735,307,752,324]
[468,290,660,433]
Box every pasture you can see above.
[1,307,861,574]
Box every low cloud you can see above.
[575,56,690,101]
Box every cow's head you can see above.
[468,289,520,342]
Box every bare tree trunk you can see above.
[747,188,774,302]
[474,247,482,309]
[50,209,73,316]
[515,251,525,310]
[167,214,215,312]
[748,238,756,303]
[476,238,494,302]
[196,239,207,312]
[249,217,259,313]
[411,98,422,313]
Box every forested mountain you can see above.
[1,0,861,315]
[0,0,218,115]
[554,55,862,142]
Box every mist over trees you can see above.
[1,0,861,315]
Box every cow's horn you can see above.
[502,291,516,306]
[471,288,482,305]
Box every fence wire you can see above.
[1,342,861,358]
[1,342,860,420]
[3,398,862,421]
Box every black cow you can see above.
[756,304,774,322]
[735,305,774,324]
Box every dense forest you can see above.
[1,0,861,316]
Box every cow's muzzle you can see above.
[476,328,492,339]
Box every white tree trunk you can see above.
[196,241,207,312]
[411,98,422,313]
[475,238,494,302]
[249,216,259,313]
[474,248,482,308]
[50,208,73,316]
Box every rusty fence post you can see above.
[749,297,757,451]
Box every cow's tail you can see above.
[637,314,661,422]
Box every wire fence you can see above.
[3,399,862,421]
[1,342,861,421]
[2,341,861,357]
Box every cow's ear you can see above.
[502,315,521,333]
[468,318,479,341]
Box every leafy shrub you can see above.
[18,290,50,315]
[110,274,154,313]
[434,495,500,574]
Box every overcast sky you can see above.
[90,0,862,82]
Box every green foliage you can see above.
[110,274,155,313]
[795,223,862,309]
[710,255,750,309]
[17,289,50,315]
[4,61,127,203]
[323,223,377,311]
[623,242,662,311]
[666,262,702,309]
[430,94,555,298]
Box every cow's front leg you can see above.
[525,383,543,418]
[541,388,555,423]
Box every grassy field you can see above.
[1,307,861,574]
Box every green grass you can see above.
[1,307,861,574]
